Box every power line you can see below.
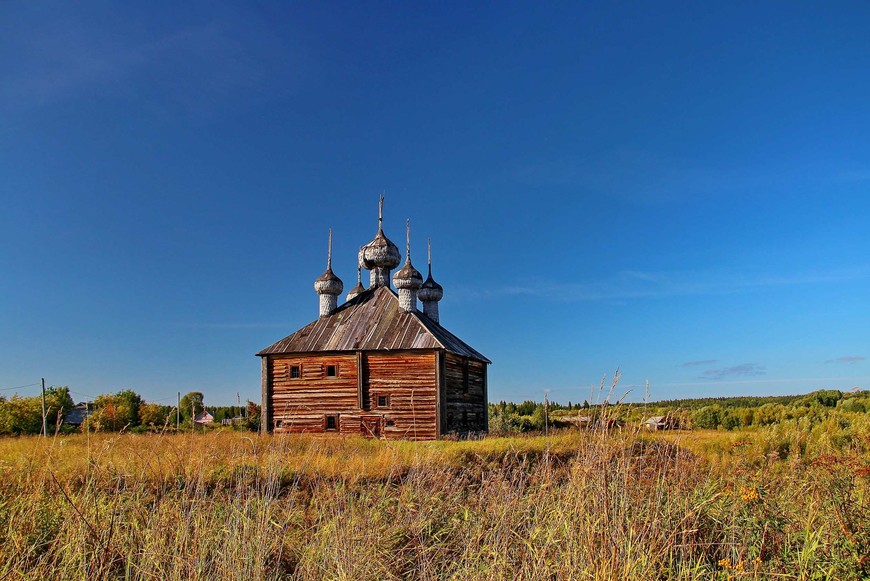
[69,390,99,400]
[0,383,40,391]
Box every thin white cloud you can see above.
[681,360,718,367]
[654,376,869,387]
[510,150,784,205]
[473,266,870,303]
[169,322,293,329]
[701,363,765,380]
[837,170,870,183]
[825,356,866,365]
[1,9,295,115]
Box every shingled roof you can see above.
[257,285,490,363]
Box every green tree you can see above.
[693,405,722,430]
[116,389,143,426]
[246,400,260,431]
[180,392,205,421]
[530,403,547,431]
[838,397,866,413]
[139,403,168,428]
[87,389,143,431]
[0,387,73,435]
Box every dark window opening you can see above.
[290,365,300,379]
[275,419,283,428]
[325,415,338,430]
[385,419,395,427]
[326,365,337,377]
[377,395,389,408]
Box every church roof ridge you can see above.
[257,285,490,363]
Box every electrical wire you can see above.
[0,383,40,391]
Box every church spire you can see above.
[314,228,343,317]
[392,218,423,312]
[418,237,444,323]
[346,265,366,302]
[358,196,400,288]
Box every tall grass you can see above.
[1,419,868,579]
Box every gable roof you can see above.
[64,403,92,426]
[257,286,490,363]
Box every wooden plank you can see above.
[357,351,364,409]
[269,354,359,433]
[256,286,489,363]
[436,349,443,437]
[260,356,270,434]
[443,352,488,434]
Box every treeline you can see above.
[0,387,74,436]
[0,387,261,436]
[488,389,870,434]
[639,393,809,411]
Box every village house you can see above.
[64,402,92,428]
[257,198,490,440]
[194,410,215,425]
[643,414,681,431]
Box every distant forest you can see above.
[2,386,867,437]
[488,388,868,434]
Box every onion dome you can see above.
[346,266,366,301]
[359,195,401,271]
[314,229,343,297]
[392,219,423,291]
[314,268,343,296]
[417,239,443,303]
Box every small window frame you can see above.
[377,395,390,409]
[289,365,301,379]
[326,364,338,378]
[325,415,338,431]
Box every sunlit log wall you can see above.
[264,351,440,440]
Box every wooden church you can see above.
[257,198,490,440]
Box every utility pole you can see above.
[544,389,550,437]
[41,378,47,438]
[176,392,180,431]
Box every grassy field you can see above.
[1,420,869,580]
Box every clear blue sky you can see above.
[2,2,868,406]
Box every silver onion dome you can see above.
[417,239,443,302]
[346,266,366,301]
[314,228,343,297]
[392,219,423,290]
[314,269,343,296]
[359,195,401,271]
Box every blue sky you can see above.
[1,1,868,406]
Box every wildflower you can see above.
[718,558,732,570]
[739,486,759,502]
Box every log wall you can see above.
[365,352,438,440]
[265,351,439,440]
[443,352,488,433]
[268,354,359,433]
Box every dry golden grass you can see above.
[1,423,869,580]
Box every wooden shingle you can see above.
[257,286,490,363]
